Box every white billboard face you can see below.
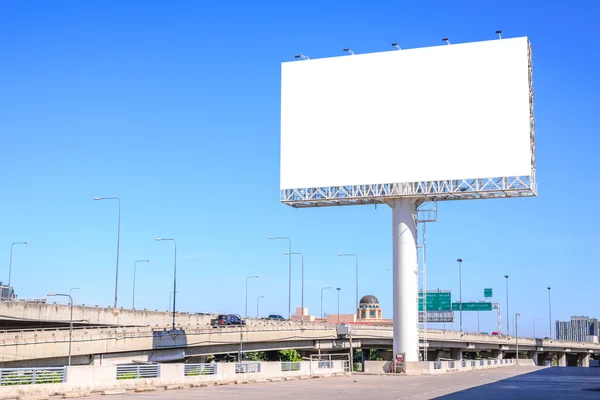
[281,37,533,193]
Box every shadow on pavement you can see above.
[436,367,600,399]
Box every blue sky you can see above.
[1,1,599,337]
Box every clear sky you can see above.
[1,0,598,337]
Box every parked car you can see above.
[267,314,285,320]
[211,314,246,327]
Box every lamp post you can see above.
[169,291,179,311]
[48,289,79,366]
[338,254,358,310]
[133,260,150,309]
[245,276,259,318]
[155,238,177,330]
[336,288,341,324]
[457,258,463,332]
[268,237,292,319]
[8,241,29,289]
[321,287,331,320]
[94,197,121,308]
[256,296,265,318]
[515,313,521,364]
[285,252,304,324]
[547,287,552,339]
[504,275,510,335]
[533,318,541,338]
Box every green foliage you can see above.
[280,349,302,362]
[369,349,383,361]
[1,371,64,386]
[117,372,137,380]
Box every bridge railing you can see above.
[281,362,301,372]
[184,363,216,376]
[0,367,65,385]
[116,364,160,380]
[235,362,261,374]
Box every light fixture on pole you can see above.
[268,237,292,319]
[132,260,150,309]
[457,258,463,332]
[515,313,521,364]
[256,296,265,318]
[338,253,359,311]
[155,238,177,330]
[391,42,401,50]
[343,48,355,55]
[245,276,259,318]
[8,241,29,289]
[321,287,331,319]
[336,288,341,324]
[496,30,502,39]
[504,275,510,335]
[547,287,552,339]
[294,54,309,60]
[169,291,179,312]
[285,252,304,324]
[48,289,79,366]
[442,37,451,45]
[94,196,121,308]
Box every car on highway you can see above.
[267,314,285,320]
[211,314,246,327]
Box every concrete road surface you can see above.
[104,366,600,400]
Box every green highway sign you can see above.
[452,302,492,311]
[484,288,493,298]
[418,291,451,311]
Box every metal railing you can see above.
[235,362,261,374]
[480,360,484,366]
[471,360,476,367]
[116,364,159,380]
[281,362,301,372]
[461,360,466,368]
[0,367,65,386]
[318,361,333,369]
[433,361,442,369]
[184,363,216,376]
[448,360,455,368]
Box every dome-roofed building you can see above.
[357,294,383,320]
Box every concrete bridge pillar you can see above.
[579,353,590,367]
[450,349,463,360]
[528,351,539,366]
[558,352,567,367]
[491,350,503,359]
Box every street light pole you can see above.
[533,318,541,338]
[133,260,150,309]
[257,296,265,318]
[457,258,463,332]
[8,241,30,290]
[547,287,552,339]
[48,290,78,366]
[268,237,292,319]
[338,254,358,310]
[155,238,177,330]
[285,252,304,324]
[169,291,179,311]
[504,275,510,335]
[94,197,121,308]
[336,288,341,324]
[245,276,259,318]
[321,287,331,320]
[515,313,521,364]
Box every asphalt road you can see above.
[105,366,600,400]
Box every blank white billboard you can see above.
[280,37,533,191]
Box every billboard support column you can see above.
[391,198,419,362]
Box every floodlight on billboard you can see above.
[280,37,535,207]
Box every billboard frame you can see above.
[281,41,536,208]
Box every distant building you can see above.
[357,295,383,321]
[556,316,599,343]
[0,282,15,300]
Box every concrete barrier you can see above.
[0,361,348,399]
[363,358,527,376]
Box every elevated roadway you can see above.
[0,322,596,367]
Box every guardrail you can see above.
[116,364,160,380]
[235,362,261,374]
[281,362,301,372]
[184,363,216,376]
[0,367,65,386]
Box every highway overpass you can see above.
[0,322,597,368]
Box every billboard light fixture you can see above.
[392,42,401,50]
[295,54,309,60]
[343,48,355,55]
[496,30,502,39]
[442,38,450,45]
